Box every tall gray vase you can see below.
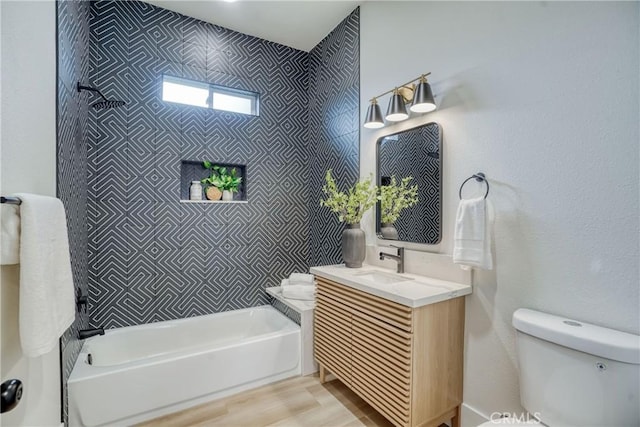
[342,223,365,268]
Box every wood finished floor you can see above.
[136,375,396,427]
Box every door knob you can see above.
[1,379,23,413]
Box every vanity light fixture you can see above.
[363,98,385,129]
[386,89,409,122]
[410,75,436,113]
[363,72,436,129]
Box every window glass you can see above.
[213,92,254,115]
[161,75,258,116]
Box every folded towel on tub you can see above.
[280,279,315,301]
[288,273,315,286]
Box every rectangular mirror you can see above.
[376,122,442,245]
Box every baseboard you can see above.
[460,403,489,427]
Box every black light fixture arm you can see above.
[76,82,109,102]
[368,72,431,102]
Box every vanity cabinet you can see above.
[314,276,465,427]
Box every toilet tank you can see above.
[513,309,640,427]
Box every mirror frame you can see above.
[375,122,443,245]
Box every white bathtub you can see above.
[68,305,301,426]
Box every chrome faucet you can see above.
[379,245,405,274]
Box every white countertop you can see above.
[309,264,472,308]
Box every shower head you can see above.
[77,82,126,110]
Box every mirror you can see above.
[376,122,442,245]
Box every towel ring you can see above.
[459,172,489,200]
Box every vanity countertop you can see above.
[309,264,472,308]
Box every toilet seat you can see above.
[477,418,541,427]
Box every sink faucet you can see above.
[379,245,405,274]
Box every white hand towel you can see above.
[453,196,493,270]
[288,273,314,286]
[1,204,21,265]
[282,285,316,301]
[15,193,75,358]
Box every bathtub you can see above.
[68,305,301,426]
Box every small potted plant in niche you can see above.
[379,175,418,240]
[320,169,378,268]
[201,161,242,201]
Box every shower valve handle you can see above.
[76,289,88,313]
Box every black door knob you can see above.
[1,379,23,413]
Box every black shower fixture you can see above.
[427,151,440,159]
[76,82,126,110]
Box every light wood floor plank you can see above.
[136,375,395,427]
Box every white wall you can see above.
[360,1,639,424]
[0,1,60,425]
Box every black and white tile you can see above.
[57,0,92,422]
[87,0,313,329]
[308,9,360,267]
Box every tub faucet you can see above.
[78,328,104,339]
[379,245,405,274]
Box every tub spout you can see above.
[78,328,104,339]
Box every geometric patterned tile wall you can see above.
[379,123,441,244]
[308,9,360,266]
[88,0,312,329]
[57,0,91,423]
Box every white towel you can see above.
[15,193,75,358]
[453,196,493,270]
[280,279,316,301]
[1,204,21,265]
[288,273,314,286]
[282,285,315,301]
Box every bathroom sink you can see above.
[353,271,413,285]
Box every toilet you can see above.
[477,308,640,427]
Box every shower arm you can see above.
[76,82,109,102]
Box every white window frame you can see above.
[161,74,259,116]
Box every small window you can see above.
[161,75,259,116]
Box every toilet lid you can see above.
[478,418,541,427]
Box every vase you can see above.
[381,223,399,240]
[189,181,203,201]
[342,223,365,268]
[222,190,233,201]
[206,186,222,201]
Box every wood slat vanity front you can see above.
[314,276,465,427]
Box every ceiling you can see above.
[143,0,362,52]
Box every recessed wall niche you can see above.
[180,160,247,202]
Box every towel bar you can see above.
[0,196,21,205]
[458,172,489,200]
